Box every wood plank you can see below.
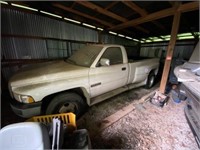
[52,3,113,27]
[76,1,127,22]
[99,102,136,131]
[122,1,147,17]
[123,1,165,30]
[110,1,198,30]
[105,1,119,10]
[110,7,176,30]
[99,88,158,131]
[178,1,199,13]
[77,1,149,34]
[159,11,181,93]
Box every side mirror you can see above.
[100,58,110,66]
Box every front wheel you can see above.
[46,92,87,117]
[145,72,155,89]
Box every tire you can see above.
[46,92,87,117]
[145,71,155,89]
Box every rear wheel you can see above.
[145,72,155,89]
[46,92,87,117]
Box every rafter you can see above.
[70,2,76,9]
[122,1,147,17]
[110,1,199,30]
[122,1,165,30]
[76,1,127,22]
[52,3,113,27]
[76,1,149,34]
[105,1,119,10]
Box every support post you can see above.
[159,11,181,93]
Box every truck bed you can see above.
[127,58,159,85]
[128,57,156,63]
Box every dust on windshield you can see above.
[67,45,103,67]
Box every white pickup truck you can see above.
[9,44,159,118]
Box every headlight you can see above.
[20,95,35,103]
[13,93,35,103]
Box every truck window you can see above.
[101,47,123,65]
[67,45,103,67]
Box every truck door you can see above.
[89,47,128,98]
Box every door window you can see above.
[100,47,123,65]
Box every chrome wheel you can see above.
[149,76,155,88]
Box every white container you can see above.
[0,122,50,150]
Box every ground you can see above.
[1,84,198,149]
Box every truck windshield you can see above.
[67,45,103,67]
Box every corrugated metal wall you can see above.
[2,8,99,41]
[2,7,137,81]
[140,40,195,59]
[141,40,196,83]
[102,33,137,46]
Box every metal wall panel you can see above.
[2,37,48,59]
[140,41,195,59]
[102,33,138,46]
[2,8,98,42]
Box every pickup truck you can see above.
[9,44,159,118]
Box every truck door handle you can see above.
[122,67,126,71]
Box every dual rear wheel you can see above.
[145,71,156,89]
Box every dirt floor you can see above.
[77,86,198,149]
[1,84,198,149]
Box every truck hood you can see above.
[9,60,89,87]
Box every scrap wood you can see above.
[134,88,159,104]
[99,102,136,131]
[98,88,159,132]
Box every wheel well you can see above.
[149,69,157,76]
[41,88,88,114]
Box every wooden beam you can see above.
[110,7,176,30]
[178,1,199,13]
[76,1,127,22]
[110,1,199,30]
[76,1,149,34]
[105,1,119,10]
[52,3,113,27]
[70,2,76,8]
[122,1,147,17]
[122,1,165,31]
[159,11,181,93]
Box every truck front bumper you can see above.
[10,99,42,118]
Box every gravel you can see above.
[78,87,198,149]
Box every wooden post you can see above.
[159,11,181,93]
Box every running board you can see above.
[90,82,146,106]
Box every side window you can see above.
[101,47,123,65]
